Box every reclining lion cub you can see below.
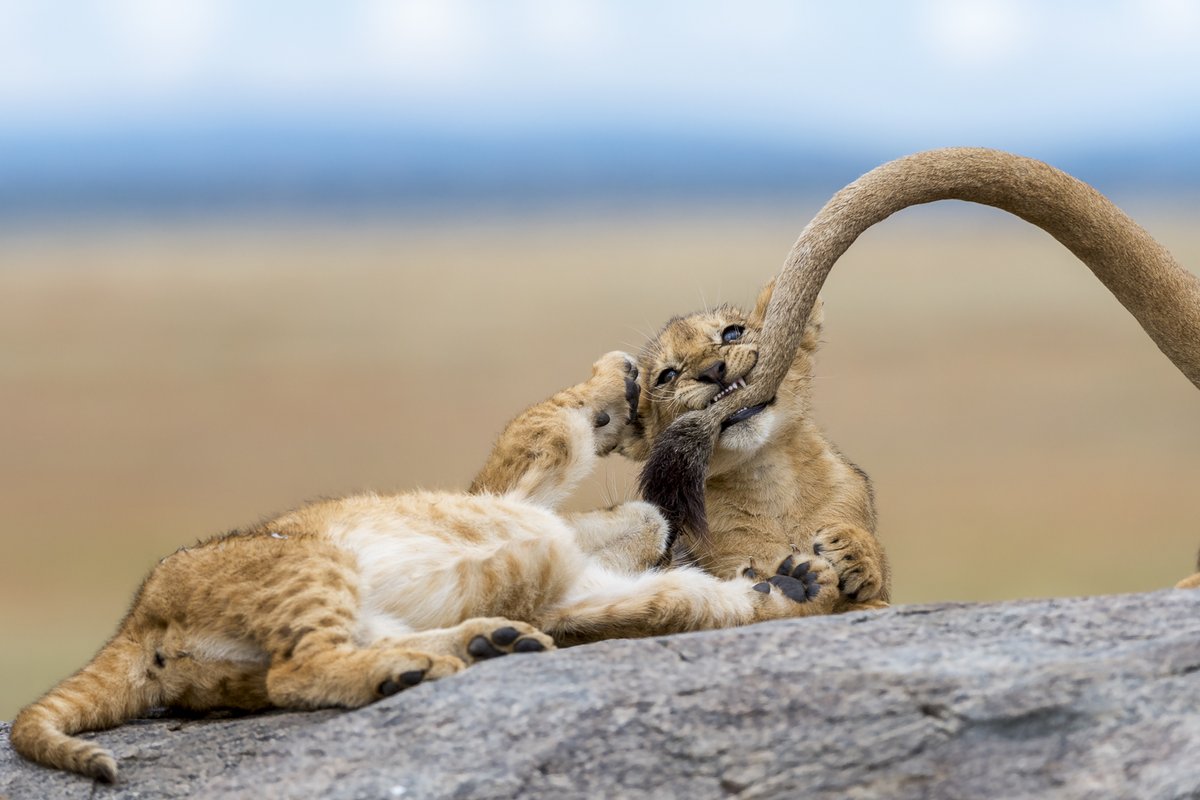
[623,285,889,612]
[12,352,831,784]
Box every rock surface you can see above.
[3,589,1200,799]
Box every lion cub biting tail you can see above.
[11,352,834,783]
[629,147,1200,609]
[627,284,890,612]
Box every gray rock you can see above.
[4,590,1200,799]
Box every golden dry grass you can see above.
[2,205,1198,719]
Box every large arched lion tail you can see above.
[645,147,1200,568]
[738,147,1200,412]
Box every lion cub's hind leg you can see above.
[393,617,555,663]
[268,618,554,707]
[745,552,840,606]
[546,554,840,645]
[256,576,458,708]
[565,501,671,574]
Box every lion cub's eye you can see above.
[721,325,745,343]
[655,368,679,386]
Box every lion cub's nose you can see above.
[696,360,727,385]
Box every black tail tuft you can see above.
[638,411,719,563]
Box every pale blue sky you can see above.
[1,0,1197,218]
[2,0,1197,151]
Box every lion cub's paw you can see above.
[1176,572,1200,590]
[750,553,838,608]
[813,525,886,603]
[586,351,640,454]
[457,617,556,663]
[377,653,464,697]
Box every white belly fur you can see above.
[332,491,585,640]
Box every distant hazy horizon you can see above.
[2,1,1197,221]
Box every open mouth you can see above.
[707,376,773,431]
[720,401,772,431]
[709,377,747,405]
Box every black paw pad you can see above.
[777,555,811,580]
[513,637,546,653]
[468,635,504,660]
[378,678,402,696]
[399,669,426,687]
[491,626,521,646]
[768,575,821,603]
[594,411,611,428]
[752,581,771,594]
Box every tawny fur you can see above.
[632,147,1200,601]
[11,352,834,784]
[1176,550,1200,591]
[627,285,889,613]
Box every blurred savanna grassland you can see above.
[3,205,1199,719]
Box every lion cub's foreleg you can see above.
[811,524,890,608]
[469,352,639,509]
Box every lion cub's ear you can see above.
[750,277,824,353]
[749,278,776,326]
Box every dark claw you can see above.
[491,626,521,646]
[468,635,504,660]
[625,378,640,419]
[752,581,771,594]
[513,638,546,653]
[378,679,402,696]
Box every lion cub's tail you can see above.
[10,635,156,783]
